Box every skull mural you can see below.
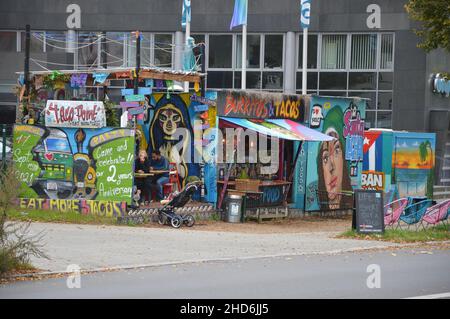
[158,105,183,137]
[149,96,193,183]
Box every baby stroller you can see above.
[157,181,201,228]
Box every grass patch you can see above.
[7,208,118,225]
[339,223,450,243]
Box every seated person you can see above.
[134,150,152,204]
[149,150,170,201]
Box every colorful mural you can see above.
[392,132,435,198]
[18,198,127,217]
[304,97,366,211]
[362,130,393,193]
[13,125,135,204]
[131,92,218,202]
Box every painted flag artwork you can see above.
[182,0,191,30]
[363,131,383,172]
[230,0,248,30]
[301,0,311,29]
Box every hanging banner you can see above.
[45,100,106,128]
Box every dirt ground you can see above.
[142,215,353,234]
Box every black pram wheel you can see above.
[170,215,182,228]
[184,214,195,227]
[158,213,166,225]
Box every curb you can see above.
[7,243,404,280]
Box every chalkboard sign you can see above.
[355,189,384,234]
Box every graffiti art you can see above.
[13,125,135,204]
[304,97,366,211]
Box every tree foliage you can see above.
[405,0,450,53]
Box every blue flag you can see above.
[182,0,191,30]
[230,0,248,30]
[301,0,311,29]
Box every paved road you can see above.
[1,248,449,299]
[24,222,397,272]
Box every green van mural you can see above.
[13,125,135,204]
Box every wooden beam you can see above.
[139,70,201,83]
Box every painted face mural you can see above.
[305,97,365,211]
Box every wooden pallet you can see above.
[247,206,289,223]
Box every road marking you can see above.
[405,292,450,299]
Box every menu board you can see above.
[355,189,384,234]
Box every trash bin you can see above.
[225,194,243,223]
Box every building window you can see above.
[380,34,394,70]
[207,71,233,89]
[348,72,377,90]
[378,72,393,90]
[236,34,261,69]
[78,32,100,69]
[0,31,16,52]
[298,34,318,69]
[377,92,393,110]
[321,34,346,69]
[208,35,232,68]
[376,111,392,128]
[21,31,45,53]
[154,34,173,68]
[264,35,283,69]
[296,72,318,90]
[262,72,283,90]
[351,34,377,70]
[348,91,376,110]
[105,32,125,68]
[319,72,347,90]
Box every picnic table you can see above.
[135,170,169,178]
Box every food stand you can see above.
[214,90,333,220]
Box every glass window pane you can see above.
[236,34,260,69]
[377,111,392,128]
[207,71,233,88]
[154,34,173,68]
[21,31,44,53]
[264,35,283,68]
[348,91,376,110]
[378,72,393,90]
[348,72,377,90]
[262,72,283,90]
[191,34,205,72]
[296,72,318,90]
[380,34,394,70]
[0,31,16,52]
[365,111,376,129]
[298,34,318,69]
[377,92,393,110]
[78,32,100,69]
[105,32,125,67]
[44,31,68,53]
[319,72,347,90]
[209,35,232,68]
[351,34,377,69]
[321,35,346,69]
[234,71,261,89]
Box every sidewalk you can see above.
[26,222,399,273]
